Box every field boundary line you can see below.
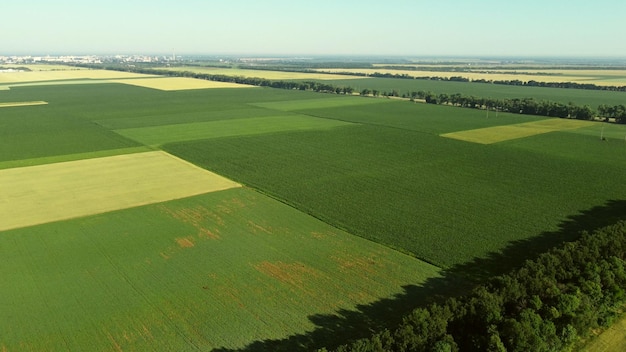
[0,101,48,108]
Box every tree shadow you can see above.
[213,200,626,352]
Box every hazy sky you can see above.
[2,0,625,57]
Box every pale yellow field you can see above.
[441,118,594,144]
[160,66,366,80]
[581,313,626,352]
[112,77,256,91]
[0,101,48,108]
[317,68,586,84]
[0,151,240,232]
[0,69,156,85]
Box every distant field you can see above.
[0,151,240,231]
[441,118,595,144]
[251,96,390,111]
[314,77,626,107]
[0,187,440,351]
[0,68,154,85]
[159,66,367,80]
[111,76,256,90]
[318,67,626,86]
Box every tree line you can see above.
[327,221,626,352]
[320,69,626,93]
[73,64,626,123]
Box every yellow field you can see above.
[0,101,48,108]
[441,118,594,144]
[319,67,626,86]
[581,313,626,351]
[160,66,366,80]
[0,69,156,85]
[112,77,256,91]
[0,151,240,231]
[317,68,590,84]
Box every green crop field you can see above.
[3,76,626,350]
[115,114,354,146]
[164,99,626,268]
[0,188,439,351]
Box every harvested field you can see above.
[441,118,594,144]
[0,101,47,108]
[159,66,367,80]
[0,151,240,231]
[111,77,256,91]
[0,69,155,85]
[317,68,585,83]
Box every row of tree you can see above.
[329,221,626,352]
[75,64,626,123]
[323,69,626,92]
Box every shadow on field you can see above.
[212,200,626,352]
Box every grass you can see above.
[0,187,440,351]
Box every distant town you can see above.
[0,54,182,66]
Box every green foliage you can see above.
[334,221,626,351]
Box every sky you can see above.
[2,0,625,58]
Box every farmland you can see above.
[1,188,439,351]
[313,76,626,107]
[317,66,626,86]
[2,66,626,350]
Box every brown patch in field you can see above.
[332,253,380,275]
[140,325,153,340]
[311,231,328,239]
[247,220,272,234]
[176,237,195,248]
[159,252,171,260]
[159,205,222,240]
[106,331,124,352]
[254,261,321,289]
[216,285,245,308]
